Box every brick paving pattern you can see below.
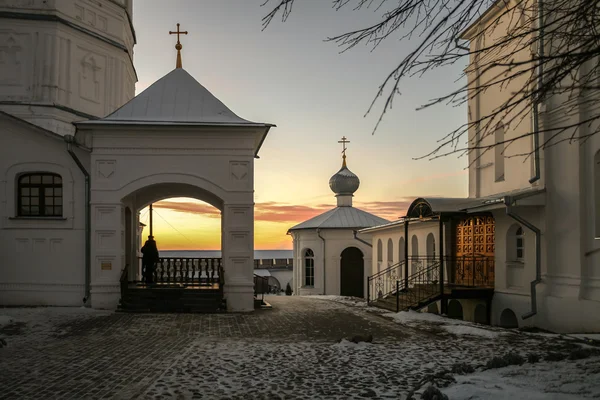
[0,296,588,399]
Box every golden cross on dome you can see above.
[169,23,188,69]
[338,136,350,167]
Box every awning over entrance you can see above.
[405,188,545,219]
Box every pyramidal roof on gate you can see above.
[79,68,273,127]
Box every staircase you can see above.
[118,286,225,313]
[368,258,443,313]
[118,265,226,313]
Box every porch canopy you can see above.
[405,188,545,219]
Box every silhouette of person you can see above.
[141,235,159,286]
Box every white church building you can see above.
[0,1,273,312]
[289,143,389,298]
[356,0,600,333]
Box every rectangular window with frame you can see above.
[18,173,63,217]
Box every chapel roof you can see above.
[288,205,390,231]
[77,68,273,127]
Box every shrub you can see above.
[451,362,475,375]
[569,348,593,360]
[545,352,567,362]
[285,283,293,296]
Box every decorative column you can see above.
[89,202,126,309]
[221,202,255,312]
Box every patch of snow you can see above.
[0,315,15,327]
[443,324,502,339]
[332,339,373,349]
[384,310,506,338]
[444,356,600,399]
[302,295,369,307]
[567,333,600,341]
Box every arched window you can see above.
[507,224,524,262]
[387,238,394,266]
[515,227,524,261]
[411,235,419,274]
[495,123,505,182]
[17,173,63,217]
[377,239,383,272]
[426,233,436,259]
[304,249,315,287]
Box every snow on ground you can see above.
[384,309,507,338]
[0,315,15,327]
[1,297,600,399]
[444,355,600,399]
[301,295,369,307]
[0,307,113,346]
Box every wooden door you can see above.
[455,215,495,286]
[340,247,364,298]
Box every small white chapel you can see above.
[0,1,272,312]
[289,140,389,298]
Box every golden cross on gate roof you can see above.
[338,136,350,167]
[169,23,188,69]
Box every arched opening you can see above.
[377,239,383,273]
[427,302,439,314]
[411,235,419,274]
[267,276,281,293]
[506,224,524,263]
[500,308,519,328]
[120,182,226,288]
[447,300,463,320]
[387,238,394,267]
[474,304,487,324]
[340,247,364,298]
[426,233,436,258]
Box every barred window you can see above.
[18,173,63,217]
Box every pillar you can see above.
[90,202,126,309]
[222,202,255,312]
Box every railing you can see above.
[367,261,405,304]
[449,256,495,287]
[254,274,270,302]
[367,255,495,311]
[139,257,224,288]
[396,261,441,312]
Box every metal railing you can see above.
[367,255,495,311]
[448,256,495,287]
[396,260,441,312]
[254,274,270,302]
[367,261,405,304]
[139,257,224,288]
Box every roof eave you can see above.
[459,0,504,40]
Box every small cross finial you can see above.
[338,136,350,167]
[169,23,188,69]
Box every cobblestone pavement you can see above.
[0,296,593,399]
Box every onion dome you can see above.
[329,156,360,196]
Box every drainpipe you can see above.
[529,0,544,184]
[64,135,91,307]
[353,230,372,248]
[504,195,542,319]
[317,229,326,295]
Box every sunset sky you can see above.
[134,1,469,250]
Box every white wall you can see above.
[292,229,373,298]
[76,124,262,311]
[0,0,136,135]
[0,116,89,306]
